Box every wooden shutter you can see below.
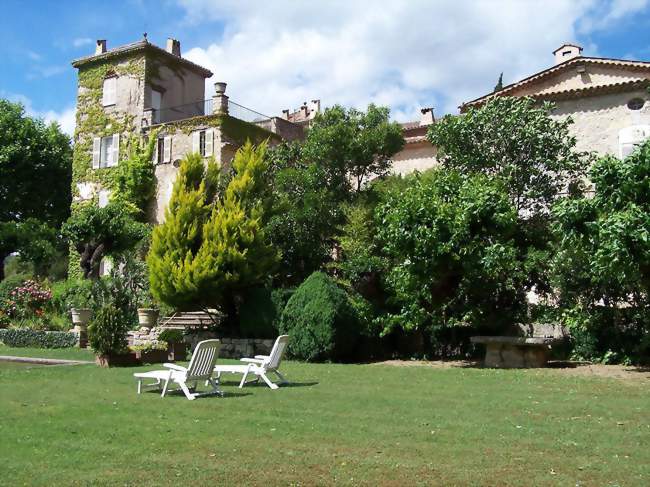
[109,134,120,167]
[102,77,116,106]
[192,131,200,154]
[163,136,172,163]
[92,137,101,169]
[204,129,214,157]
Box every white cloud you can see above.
[177,0,648,121]
[2,92,75,137]
[73,37,93,48]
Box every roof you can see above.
[71,40,213,77]
[461,56,650,110]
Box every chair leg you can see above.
[137,379,142,394]
[207,378,224,396]
[260,372,279,390]
[161,378,170,398]
[178,381,196,400]
[239,366,251,388]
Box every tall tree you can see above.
[0,99,72,279]
[148,143,277,324]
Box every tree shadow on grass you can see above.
[216,379,319,389]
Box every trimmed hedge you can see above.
[239,287,294,338]
[0,328,77,348]
[279,272,359,362]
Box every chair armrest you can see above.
[163,363,187,372]
[254,355,270,360]
[240,358,265,365]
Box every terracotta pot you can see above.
[133,348,168,364]
[137,308,160,327]
[71,308,92,326]
[167,342,188,361]
[95,352,141,368]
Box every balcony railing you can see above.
[151,99,272,126]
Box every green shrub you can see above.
[0,328,76,348]
[158,328,184,344]
[279,272,359,361]
[238,287,293,338]
[51,279,95,311]
[88,305,129,356]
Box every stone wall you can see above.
[127,326,275,359]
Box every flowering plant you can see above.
[5,280,52,321]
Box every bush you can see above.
[238,287,293,338]
[88,305,129,356]
[51,279,95,311]
[0,328,76,348]
[279,272,359,361]
[158,328,184,344]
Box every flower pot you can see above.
[133,348,168,364]
[137,308,160,327]
[95,352,141,368]
[167,341,188,361]
[71,308,92,326]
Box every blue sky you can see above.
[1,0,650,135]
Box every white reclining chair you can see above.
[134,339,222,400]
[214,335,289,390]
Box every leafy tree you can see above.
[552,141,650,362]
[0,99,72,279]
[429,96,588,216]
[302,104,405,193]
[377,169,525,338]
[62,202,148,279]
[148,143,277,324]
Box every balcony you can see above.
[151,99,271,126]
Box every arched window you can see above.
[627,98,645,111]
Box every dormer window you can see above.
[627,98,645,111]
[102,76,117,106]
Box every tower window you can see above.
[102,77,117,106]
[627,98,645,111]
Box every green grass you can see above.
[0,349,648,486]
[0,345,95,361]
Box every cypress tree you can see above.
[494,72,504,92]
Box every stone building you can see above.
[461,43,650,158]
[71,37,315,224]
[392,107,438,175]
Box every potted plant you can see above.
[66,280,95,327]
[158,328,187,361]
[136,289,159,327]
[129,341,168,364]
[89,305,139,367]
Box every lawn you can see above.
[0,346,648,486]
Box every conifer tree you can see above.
[493,72,504,92]
[147,142,277,319]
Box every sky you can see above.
[1,0,650,137]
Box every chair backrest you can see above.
[186,339,221,380]
[264,335,289,370]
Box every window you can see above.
[151,89,162,110]
[92,134,120,169]
[627,98,645,111]
[156,136,172,164]
[102,77,117,106]
[192,129,213,157]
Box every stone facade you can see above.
[128,326,275,359]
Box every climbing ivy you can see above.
[159,113,280,145]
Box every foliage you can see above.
[493,72,504,92]
[238,287,293,338]
[62,201,149,279]
[552,140,650,363]
[148,143,277,322]
[302,104,404,193]
[129,341,167,352]
[157,328,184,344]
[0,329,77,348]
[377,169,525,336]
[113,131,159,215]
[429,96,588,216]
[2,280,51,321]
[279,272,359,361]
[51,279,95,310]
[88,305,129,356]
[0,99,72,280]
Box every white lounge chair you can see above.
[134,339,222,400]
[214,335,289,390]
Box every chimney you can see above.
[281,109,290,120]
[553,43,583,65]
[212,82,228,114]
[308,99,321,117]
[95,40,107,55]
[166,38,181,57]
[420,107,435,126]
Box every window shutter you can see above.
[92,137,101,169]
[192,131,200,154]
[109,134,120,167]
[102,77,116,106]
[205,129,214,157]
[163,136,172,163]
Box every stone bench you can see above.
[470,336,562,368]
